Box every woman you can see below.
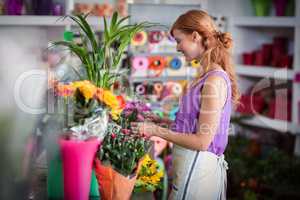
[132,10,240,200]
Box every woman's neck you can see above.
[197,63,224,77]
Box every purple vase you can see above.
[52,3,63,16]
[274,0,288,16]
[31,0,53,15]
[5,0,23,15]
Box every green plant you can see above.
[134,154,164,192]
[225,135,300,199]
[51,12,156,89]
[98,122,151,177]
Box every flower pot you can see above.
[31,0,53,15]
[59,138,100,200]
[47,138,100,199]
[262,44,273,65]
[242,52,254,65]
[47,147,64,199]
[94,158,138,200]
[132,191,153,200]
[251,0,271,16]
[5,0,23,15]
[274,0,288,16]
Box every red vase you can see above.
[262,44,273,65]
[242,52,254,65]
[254,51,264,66]
[59,138,100,200]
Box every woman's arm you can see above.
[134,75,227,151]
[144,112,173,126]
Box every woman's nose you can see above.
[176,45,181,52]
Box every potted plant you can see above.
[95,101,154,200]
[48,11,156,200]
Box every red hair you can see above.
[171,10,240,106]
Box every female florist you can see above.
[2,1,300,200]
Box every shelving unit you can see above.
[131,75,194,83]
[0,15,66,26]
[208,0,300,155]
[127,1,203,101]
[231,16,298,27]
[235,65,294,80]
[0,15,111,29]
[238,114,298,134]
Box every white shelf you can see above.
[131,52,181,57]
[236,65,294,80]
[131,75,193,82]
[0,15,66,26]
[232,16,297,27]
[239,114,299,134]
[0,15,111,28]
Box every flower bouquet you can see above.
[94,101,154,200]
[134,154,164,193]
[116,100,152,128]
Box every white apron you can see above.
[169,145,228,200]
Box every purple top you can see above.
[171,70,232,156]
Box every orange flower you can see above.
[55,83,75,97]
[95,88,105,101]
[116,95,126,109]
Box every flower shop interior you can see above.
[0,0,300,199]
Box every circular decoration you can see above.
[154,82,164,96]
[148,31,164,44]
[169,106,179,121]
[152,109,164,118]
[169,57,182,70]
[148,56,167,77]
[148,56,167,70]
[132,56,149,70]
[136,84,146,95]
[131,31,147,46]
[172,83,183,96]
[191,59,201,68]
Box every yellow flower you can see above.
[97,89,119,109]
[137,154,164,187]
[142,154,152,164]
[110,108,122,120]
[71,80,97,100]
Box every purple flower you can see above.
[137,114,145,121]
[124,101,151,113]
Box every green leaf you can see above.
[110,11,118,33]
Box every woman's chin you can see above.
[184,56,193,62]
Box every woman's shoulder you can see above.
[204,67,230,83]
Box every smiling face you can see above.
[172,29,205,62]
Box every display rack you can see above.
[208,0,300,155]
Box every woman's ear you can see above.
[192,31,201,42]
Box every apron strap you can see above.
[218,154,228,200]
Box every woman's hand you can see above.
[130,122,158,138]
[144,112,161,123]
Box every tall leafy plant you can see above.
[51,12,156,89]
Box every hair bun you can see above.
[219,32,233,49]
